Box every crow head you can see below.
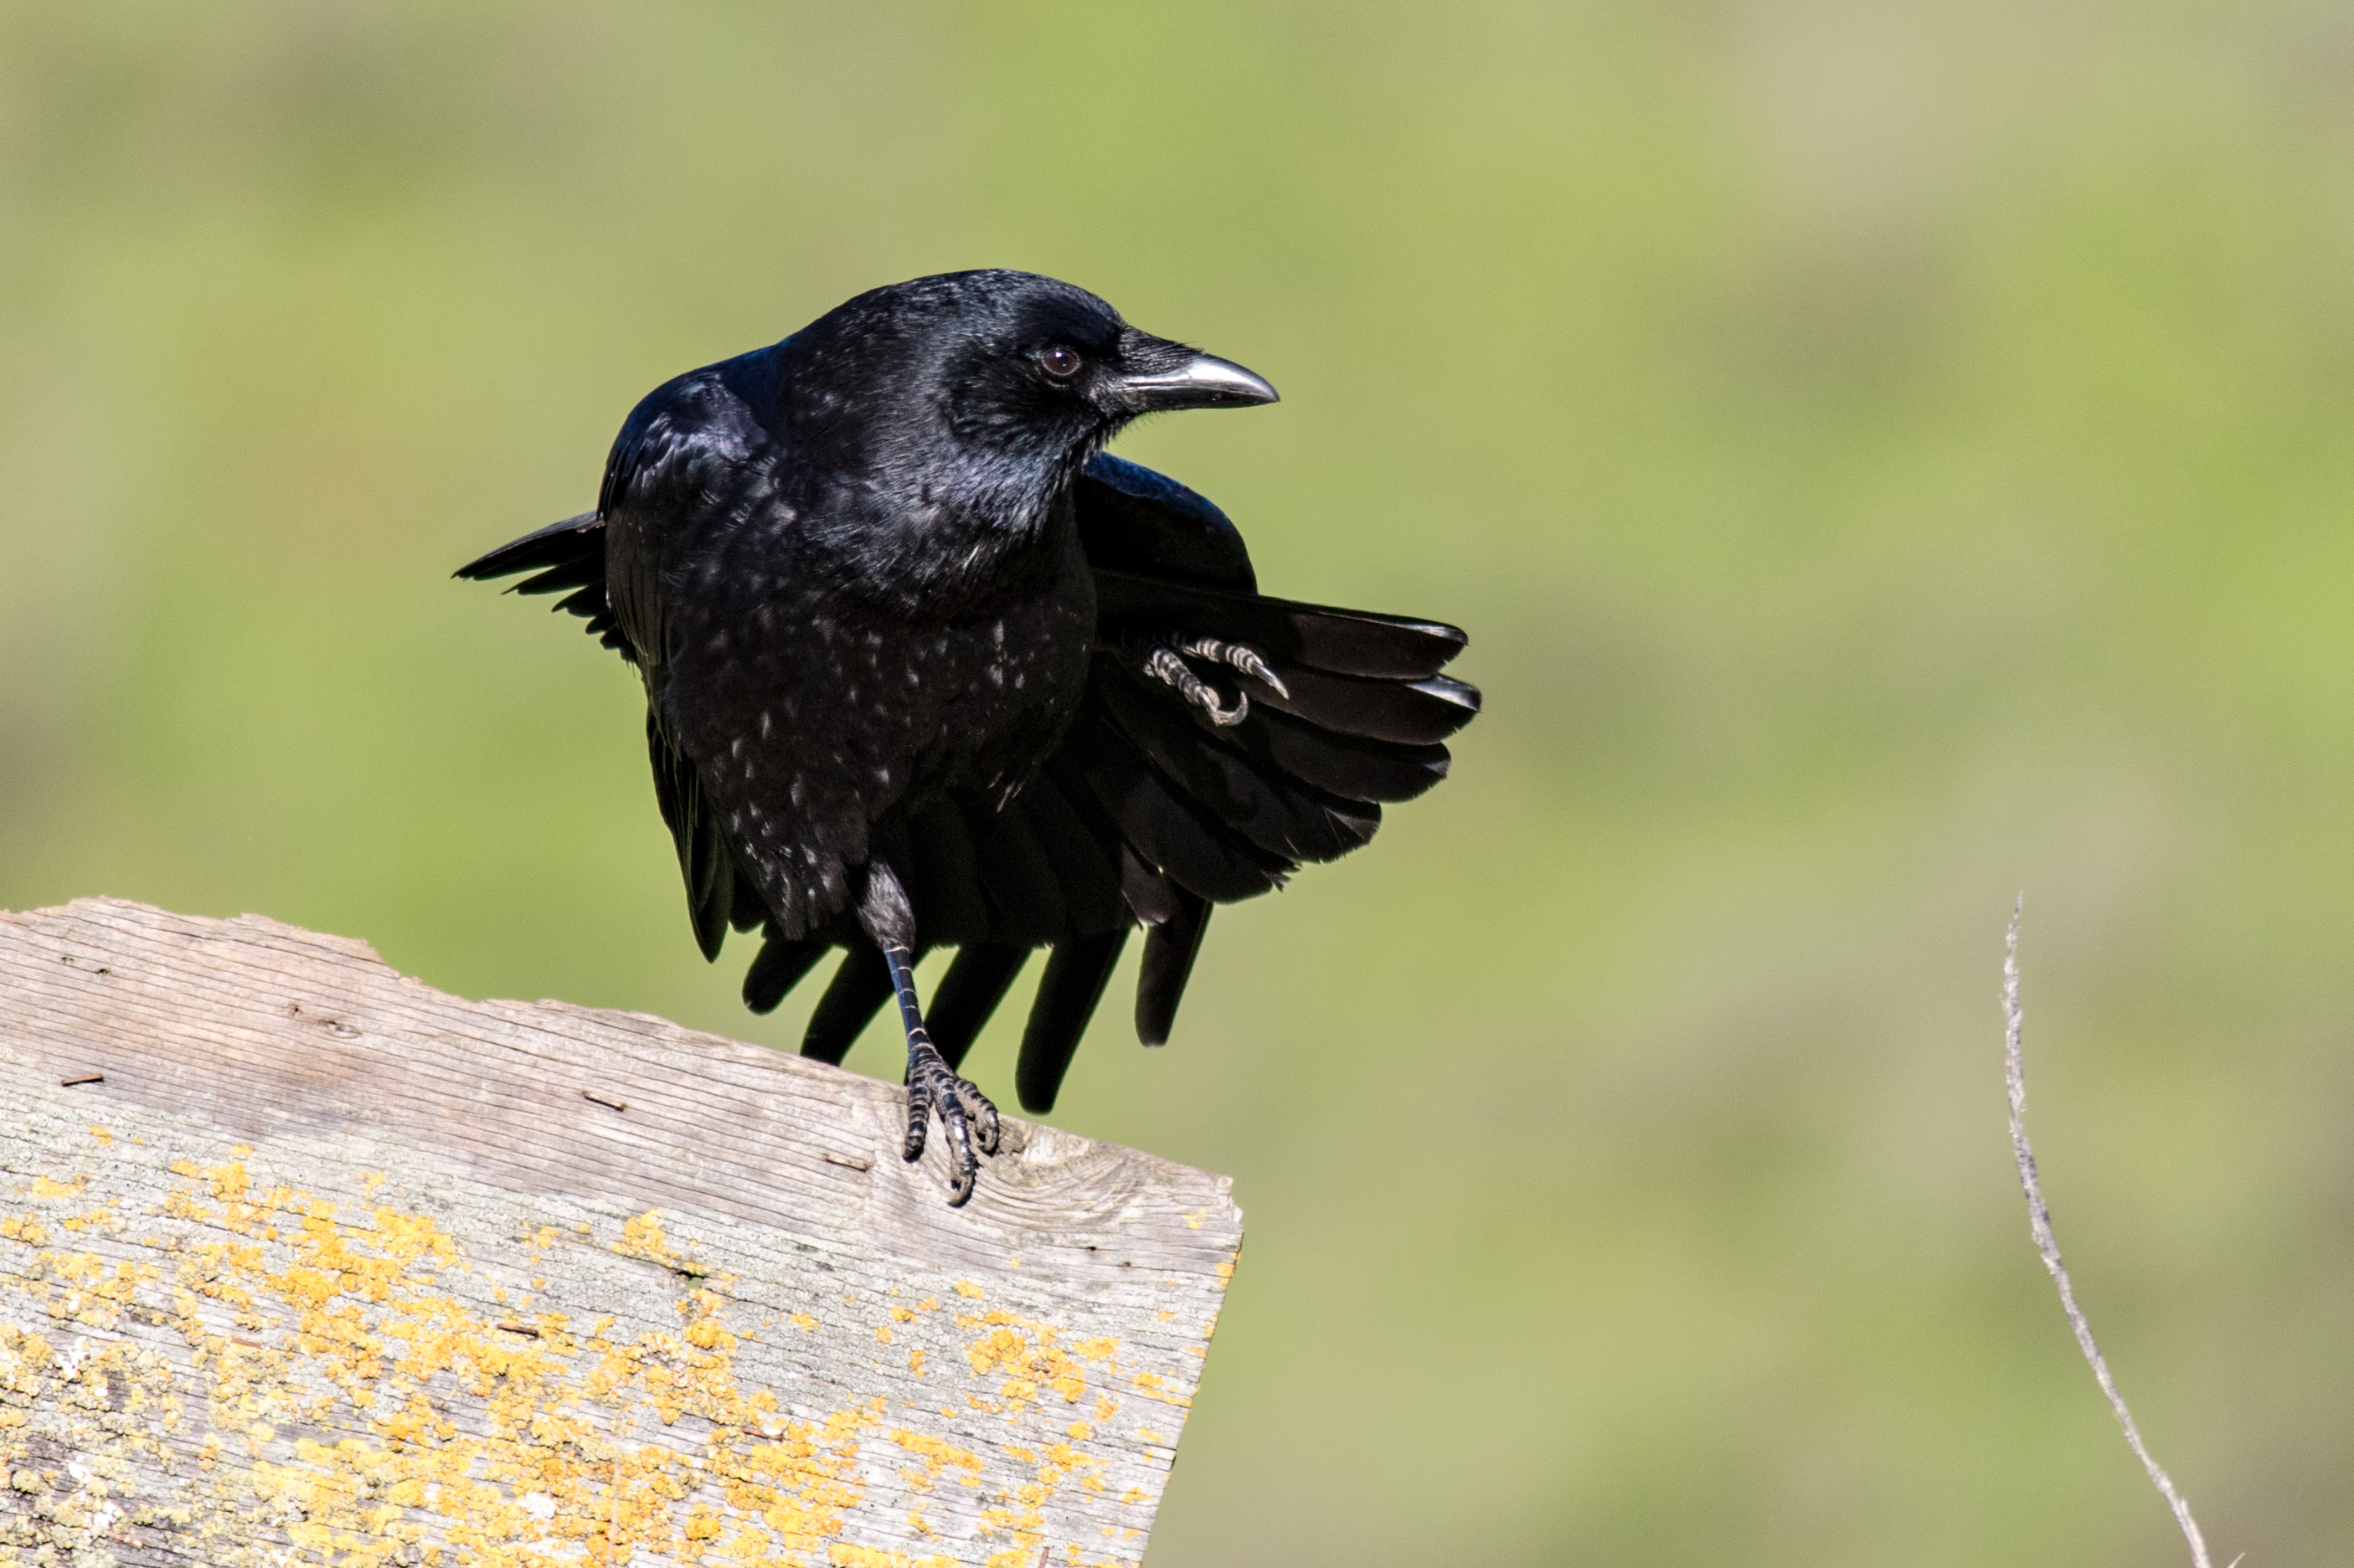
[795,270,1275,493]
[935,270,1277,449]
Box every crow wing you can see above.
[455,511,625,654]
[999,454,1476,1107]
[456,505,769,963]
[456,450,1476,1110]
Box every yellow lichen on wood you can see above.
[0,1140,1218,1566]
[0,899,1245,1567]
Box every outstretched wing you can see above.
[909,453,1478,1111]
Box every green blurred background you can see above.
[5,3,2351,1561]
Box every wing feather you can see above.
[743,933,827,1015]
[1015,779,1130,936]
[1053,714,1288,903]
[1117,841,1183,927]
[455,511,603,584]
[1016,929,1129,1113]
[1247,666,1481,746]
[1136,892,1209,1047]
[1095,655,1379,863]
[803,945,925,1065]
[646,709,737,961]
[959,793,1067,944]
[1240,708,1452,804]
[928,943,1033,1070]
[456,513,631,656]
[1094,568,1465,680]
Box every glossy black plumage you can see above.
[458,270,1475,1144]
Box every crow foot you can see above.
[902,1034,1001,1206]
[1143,636,1288,727]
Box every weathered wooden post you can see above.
[0,899,1240,1567]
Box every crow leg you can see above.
[1142,636,1288,727]
[859,858,1001,1206]
[882,942,1002,1206]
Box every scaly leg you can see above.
[860,858,1001,1206]
[883,940,1002,1205]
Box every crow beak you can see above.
[1110,349,1280,413]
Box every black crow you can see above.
[458,270,1476,1204]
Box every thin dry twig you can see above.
[2004,896,2233,1568]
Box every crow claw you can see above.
[904,1036,994,1206]
[1144,636,1286,727]
[962,1083,1003,1156]
[1178,635,1290,700]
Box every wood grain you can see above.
[0,898,1242,1567]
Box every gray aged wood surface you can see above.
[0,898,1242,1568]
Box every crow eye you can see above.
[1038,346,1082,379]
